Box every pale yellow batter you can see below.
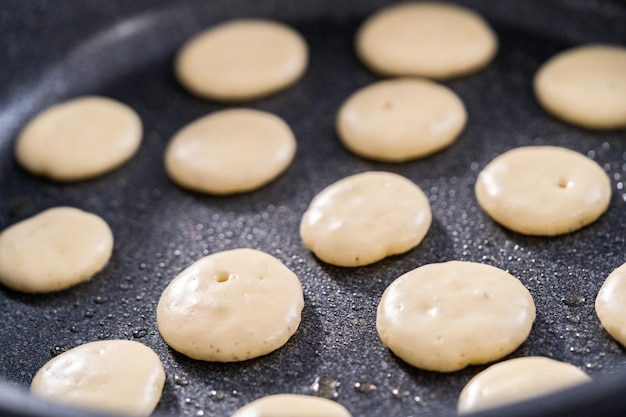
[356,2,498,79]
[15,96,142,181]
[336,78,466,162]
[31,340,165,417]
[156,248,304,362]
[0,207,114,293]
[595,262,626,347]
[175,19,308,101]
[165,109,297,195]
[534,44,626,130]
[376,261,535,372]
[230,394,352,417]
[458,356,591,414]
[475,146,611,236]
[299,171,431,267]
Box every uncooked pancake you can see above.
[356,2,498,79]
[336,78,466,162]
[595,262,626,347]
[31,340,165,417]
[299,171,431,267]
[376,261,536,372]
[15,96,142,181]
[164,108,297,195]
[534,44,626,130]
[457,356,591,414]
[175,19,308,101]
[230,394,352,417]
[156,248,304,362]
[475,146,611,236]
[0,207,114,293]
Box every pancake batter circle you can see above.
[15,96,142,181]
[164,108,297,195]
[336,78,467,162]
[596,262,626,347]
[475,146,611,236]
[534,44,626,130]
[299,171,431,267]
[356,1,498,79]
[457,356,591,414]
[31,340,166,417]
[156,248,304,362]
[175,19,308,101]
[376,261,536,372]
[231,394,352,417]
[0,207,114,293]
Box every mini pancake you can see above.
[376,261,536,372]
[164,108,296,195]
[356,1,498,79]
[595,262,626,347]
[336,78,466,162]
[156,248,304,362]
[175,19,308,101]
[15,96,142,181]
[0,207,114,293]
[458,356,591,414]
[475,146,611,236]
[299,171,431,267]
[534,44,626,130]
[31,340,165,417]
[230,394,352,417]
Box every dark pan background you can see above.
[1,1,626,416]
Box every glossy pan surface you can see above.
[1,1,626,416]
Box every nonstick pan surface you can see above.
[1,1,626,416]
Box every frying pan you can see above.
[1,0,626,416]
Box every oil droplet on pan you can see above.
[50,345,71,357]
[174,375,189,386]
[563,292,586,307]
[209,389,225,402]
[132,328,148,339]
[310,375,340,399]
[354,380,377,393]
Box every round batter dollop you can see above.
[175,19,308,101]
[0,207,114,293]
[336,78,466,162]
[15,96,142,181]
[356,2,498,79]
[230,394,352,417]
[596,262,626,347]
[475,146,611,236]
[376,261,536,372]
[164,108,297,195]
[299,171,431,267]
[458,356,591,414]
[534,44,626,130]
[156,248,304,362]
[31,340,165,417]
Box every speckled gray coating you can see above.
[1,1,626,417]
